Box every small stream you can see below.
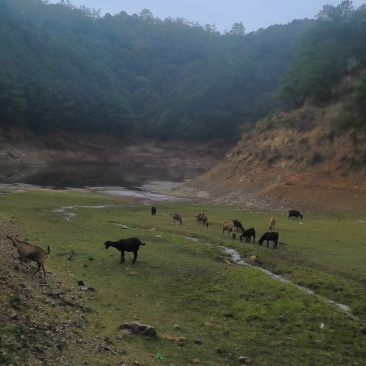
[221,246,365,321]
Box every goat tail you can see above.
[141,242,146,246]
[47,246,51,255]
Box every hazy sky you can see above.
[47,0,366,33]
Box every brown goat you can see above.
[269,217,276,230]
[7,236,50,279]
[195,212,209,227]
[222,221,235,237]
[171,213,183,224]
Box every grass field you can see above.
[0,189,365,365]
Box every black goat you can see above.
[240,228,256,243]
[151,206,157,215]
[232,219,245,232]
[258,232,279,249]
[104,237,146,263]
[288,210,303,220]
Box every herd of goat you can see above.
[170,209,304,251]
[6,206,303,279]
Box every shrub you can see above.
[8,296,21,309]
[332,72,366,134]
[310,152,323,165]
[254,114,275,134]
[0,353,11,364]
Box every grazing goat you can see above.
[171,213,183,224]
[258,232,279,249]
[240,228,256,243]
[104,237,146,264]
[7,236,50,279]
[222,221,235,237]
[269,217,276,230]
[232,219,245,232]
[151,206,157,215]
[195,212,209,227]
[288,210,303,220]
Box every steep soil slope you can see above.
[180,104,366,213]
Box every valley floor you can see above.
[2,128,366,213]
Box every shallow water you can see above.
[0,164,204,190]
[0,163,204,202]
[98,185,187,201]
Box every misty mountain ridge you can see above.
[2,0,365,142]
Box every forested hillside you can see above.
[0,0,365,141]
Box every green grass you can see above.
[0,353,11,364]
[0,189,365,365]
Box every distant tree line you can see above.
[280,1,366,105]
[0,0,365,140]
